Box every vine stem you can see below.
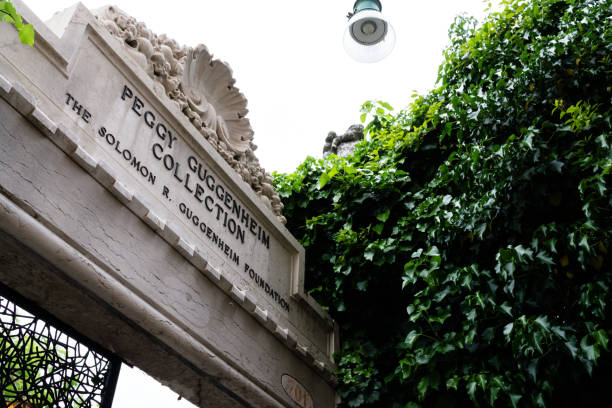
[0,9,15,22]
[423,309,441,338]
[420,333,439,343]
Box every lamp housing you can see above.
[343,0,395,63]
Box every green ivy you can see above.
[1,1,34,46]
[274,0,611,406]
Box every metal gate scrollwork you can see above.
[0,286,121,408]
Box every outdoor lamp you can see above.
[343,0,396,63]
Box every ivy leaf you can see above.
[503,323,514,339]
[592,330,609,351]
[534,393,546,408]
[536,251,554,265]
[379,101,394,111]
[344,166,357,175]
[523,132,534,149]
[482,327,495,341]
[578,235,590,252]
[527,360,537,381]
[510,394,522,408]
[411,248,423,258]
[514,245,533,261]
[317,172,330,190]
[580,336,599,362]
[474,292,486,309]
[551,326,567,340]
[477,374,487,391]
[565,341,578,358]
[534,316,550,331]
[348,394,364,407]
[425,246,440,257]
[372,223,384,235]
[376,209,391,222]
[475,223,487,239]
[18,23,34,46]
[0,2,12,22]
[446,376,460,391]
[405,330,419,349]
[467,381,478,401]
[551,160,564,173]
[500,302,513,317]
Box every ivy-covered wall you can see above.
[274,0,611,406]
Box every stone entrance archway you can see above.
[0,2,338,407]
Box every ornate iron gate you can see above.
[0,284,121,408]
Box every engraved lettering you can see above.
[131,96,144,116]
[144,111,155,128]
[121,85,133,100]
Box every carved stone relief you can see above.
[95,6,286,224]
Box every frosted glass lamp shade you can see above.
[343,9,395,63]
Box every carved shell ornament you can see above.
[182,45,254,153]
[95,6,286,224]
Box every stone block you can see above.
[93,161,117,187]
[160,222,180,245]
[230,286,256,313]
[52,124,79,153]
[175,237,195,258]
[275,326,298,349]
[72,147,98,173]
[190,247,208,271]
[30,108,57,136]
[111,180,133,204]
[128,192,150,219]
[253,306,278,332]
[296,344,315,365]
[143,210,165,232]
[6,82,35,115]
[0,74,11,97]
[201,265,232,292]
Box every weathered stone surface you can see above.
[0,1,338,407]
[0,94,334,406]
[323,124,364,157]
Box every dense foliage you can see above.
[274,0,611,406]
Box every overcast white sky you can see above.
[20,0,499,406]
[24,0,501,174]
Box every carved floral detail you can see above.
[95,6,286,224]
